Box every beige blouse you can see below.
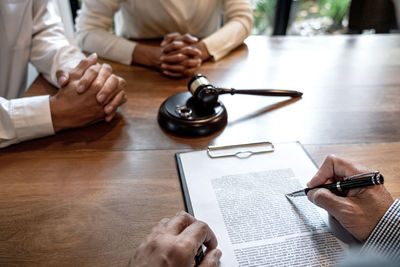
[76,0,253,65]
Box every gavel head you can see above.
[188,74,219,107]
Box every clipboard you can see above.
[175,141,352,267]
[175,141,316,215]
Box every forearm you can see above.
[361,199,400,261]
[31,0,84,87]
[76,0,136,65]
[202,0,253,61]
[202,20,251,61]
[0,96,55,148]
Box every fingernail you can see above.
[161,41,166,46]
[77,85,85,93]
[160,56,165,61]
[215,249,222,260]
[89,53,97,59]
[97,94,106,103]
[59,76,67,85]
[105,115,112,122]
[106,105,113,114]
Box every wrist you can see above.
[132,44,162,69]
[196,41,211,62]
[49,95,65,133]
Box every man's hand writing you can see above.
[307,155,394,241]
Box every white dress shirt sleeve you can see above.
[76,0,137,65]
[31,0,85,87]
[0,96,54,149]
[202,0,253,61]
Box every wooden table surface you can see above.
[1,35,400,266]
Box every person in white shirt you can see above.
[76,0,253,78]
[0,0,127,149]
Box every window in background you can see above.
[287,0,351,35]
[251,0,351,36]
[251,0,277,35]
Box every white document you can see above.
[177,142,349,267]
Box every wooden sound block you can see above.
[158,92,227,137]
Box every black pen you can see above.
[286,171,384,197]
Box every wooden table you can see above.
[1,35,400,266]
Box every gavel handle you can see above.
[217,88,303,98]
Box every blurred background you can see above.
[251,0,351,35]
[68,0,399,37]
[26,0,399,94]
[250,0,399,36]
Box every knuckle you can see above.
[110,74,119,83]
[103,63,113,72]
[178,211,192,221]
[92,81,103,91]
[159,217,170,225]
[88,65,99,73]
[171,240,192,259]
[147,237,161,251]
[179,239,195,251]
[196,221,209,233]
[119,78,127,88]
[81,58,90,66]
[326,154,337,162]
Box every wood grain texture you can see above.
[0,150,184,267]
[10,35,400,152]
[1,35,400,266]
[0,144,399,266]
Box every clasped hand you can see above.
[132,33,210,78]
[51,53,127,132]
[158,33,205,78]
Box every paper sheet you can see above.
[178,142,349,266]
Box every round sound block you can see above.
[158,92,228,137]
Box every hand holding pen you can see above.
[300,155,394,241]
[286,171,384,197]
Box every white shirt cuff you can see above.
[11,95,55,142]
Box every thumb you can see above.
[56,70,70,87]
[198,249,222,267]
[307,188,350,220]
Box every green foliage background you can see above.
[252,0,351,35]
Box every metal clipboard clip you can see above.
[207,141,275,159]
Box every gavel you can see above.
[188,74,303,108]
[158,74,303,137]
